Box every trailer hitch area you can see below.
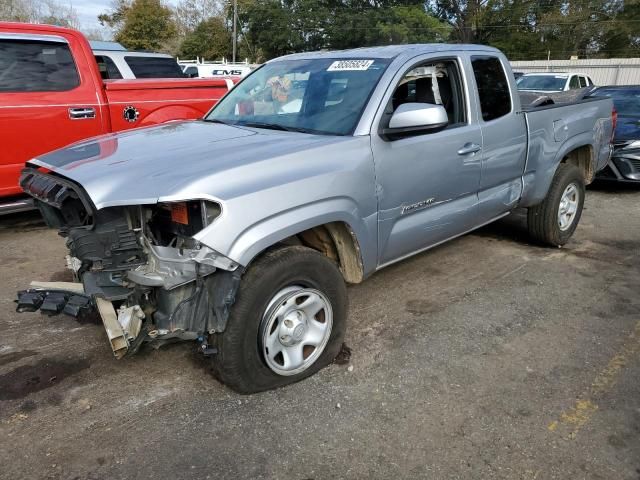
[15,281,146,359]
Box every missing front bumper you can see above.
[15,266,243,360]
[15,282,144,359]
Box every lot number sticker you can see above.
[327,60,375,71]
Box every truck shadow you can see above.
[472,208,534,245]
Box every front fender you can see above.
[196,197,378,277]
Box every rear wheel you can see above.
[210,246,348,394]
[527,163,585,246]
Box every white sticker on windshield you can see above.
[327,60,374,71]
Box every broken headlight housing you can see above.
[146,200,221,247]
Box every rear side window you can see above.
[569,76,580,89]
[579,76,588,88]
[471,56,511,121]
[0,39,79,92]
[95,55,123,80]
[124,56,186,78]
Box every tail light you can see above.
[611,107,617,142]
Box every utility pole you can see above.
[232,0,237,63]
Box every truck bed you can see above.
[520,95,614,206]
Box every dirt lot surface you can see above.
[0,184,639,480]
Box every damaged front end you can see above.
[16,168,242,358]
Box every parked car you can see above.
[0,22,236,213]
[517,72,594,93]
[91,41,186,80]
[16,44,614,393]
[589,85,640,182]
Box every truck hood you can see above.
[30,120,353,209]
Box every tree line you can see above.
[2,0,639,62]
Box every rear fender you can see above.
[520,132,596,208]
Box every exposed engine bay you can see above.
[16,168,243,358]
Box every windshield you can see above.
[205,58,391,135]
[592,88,640,116]
[516,75,567,91]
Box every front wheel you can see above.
[527,163,585,246]
[210,246,348,394]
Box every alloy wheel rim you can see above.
[260,286,333,376]
[558,183,579,231]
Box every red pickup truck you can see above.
[0,22,234,213]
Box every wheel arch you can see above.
[521,134,597,208]
[560,143,596,184]
[226,200,375,284]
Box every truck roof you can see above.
[271,43,502,62]
[0,21,79,36]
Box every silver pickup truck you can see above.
[16,44,614,393]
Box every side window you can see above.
[470,56,511,121]
[184,66,198,77]
[94,55,123,80]
[569,75,580,89]
[388,59,466,128]
[579,76,587,88]
[0,39,79,92]
[124,56,186,78]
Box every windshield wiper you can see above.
[203,118,234,125]
[239,122,326,135]
[237,121,293,131]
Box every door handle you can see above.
[68,107,96,119]
[457,143,482,155]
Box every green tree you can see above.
[371,5,450,45]
[600,1,640,57]
[239,0,449,61]
[100,0,177,52]
[178,17,232,59]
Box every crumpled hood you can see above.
[31,120,351,209]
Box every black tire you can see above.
[210,245,348,394]
[527,163,585,246]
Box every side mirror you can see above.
[383,103,448,137]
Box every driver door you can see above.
[371,56,483,266]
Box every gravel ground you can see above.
[0,183,638,480]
